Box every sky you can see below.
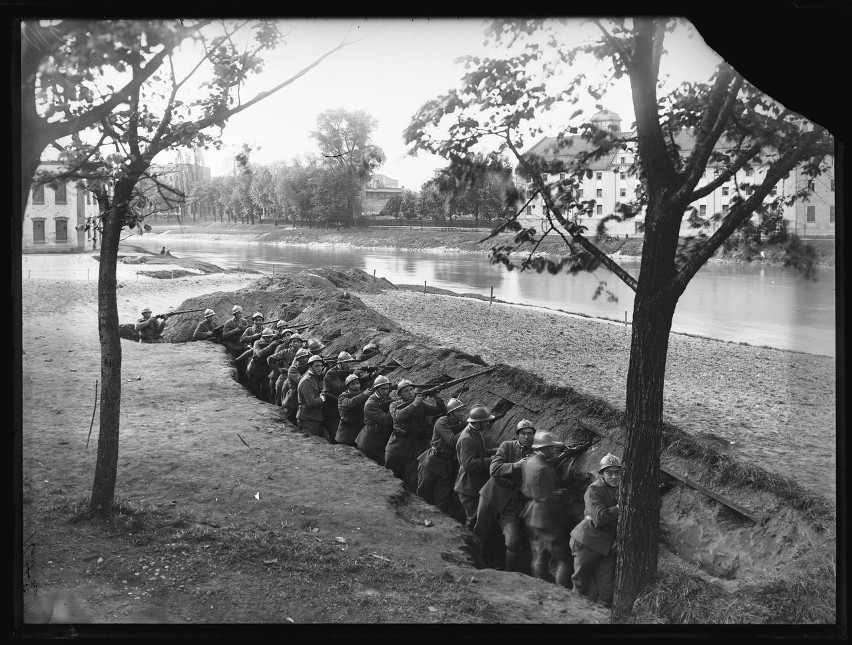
[177,18,725,188]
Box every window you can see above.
[620,188,626,198]
[596,172,602,180]
[559,172,566,181]
[830,206,835,223]
[722,187,729,196]
[746,169,753,177]
[596,205,603,215]
[620,156,626,164]
[807,181,815,191]
[722,205,729,214]
[32,184,45,204]
[577,189,584,198]
[526,206,532,216]
[596,188,603,197]
[619,171,626,180]
[32,219,45,243]
[55,219,68,242]
[54,182,67,204]
[747,186,755,195]
[806,206,816,222]
[699,205,707,215]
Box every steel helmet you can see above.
[307,339,325,352]
[337,351,355,363]
[294,348,311,360]
[599,454,623,473]
[231,305,243,314]
[363,342,377,352]
[276,321,287,329]
[204,308,215,317]
[141,306,152,314]
[467,406,495,423]
[307,354,324,365]
[261,327,276,338]
[373,375,390,388]
[289,333,303,342]
[532,431,564,449]
[344,374,360,387]
[517,419,536,433]
[446,398,464,414]
[252,312,264,320]
[396,378,414,392]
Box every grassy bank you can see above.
[146,221,835,265]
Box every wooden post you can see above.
[423,280,427,294]
[490,286,494,306]
[373,269,376,277]
[625,311,627,325]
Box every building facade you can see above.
[150,148,213,221]
[360,174,404,216]
[22,161,102,253]
[517,110,836,239]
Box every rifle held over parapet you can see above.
[155,307,206,320]
[396,366,499,396]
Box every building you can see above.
[22,161,102,253]
[518,110,836,238]
[361,174,404,216]
[149,147,213,220]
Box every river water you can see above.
[131,237,836,357]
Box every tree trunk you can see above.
[612,204,681,621]
[89,189,126,513]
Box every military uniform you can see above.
[221,317,249,358]
[135,315,165,343]
[386,396,445,491]
[296,369,324,437]
[356,392,393,466]
[454,424,493,529]
[336,388,371,446]
[569,477,619,606]
[192,319,218,341]
[416,414,464,514]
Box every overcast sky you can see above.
[188,18,724,188]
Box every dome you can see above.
[590,109,622,132]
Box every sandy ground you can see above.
[18,252,614,627]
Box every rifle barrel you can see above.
[417,366,498,396]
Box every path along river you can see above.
[130,237,836,358]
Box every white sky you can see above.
[180,18,725,188]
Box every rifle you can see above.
[398,366,499,396]
[235,338,285,363]
[155,307,206,320]
[355,362,397,374]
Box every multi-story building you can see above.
[361,174,404,216]
[22,161,102,253]
[149,147,213,220]
[518,109,836,239]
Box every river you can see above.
[130,237,837,357]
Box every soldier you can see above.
[192,308,218,341]
[520,431,573,588]
[321,351,357,444]
[306,338,325,356]
[281,348,311,424]
[296,354,326,438]
[454,405,498,530]
[221,305,249,360]
[135,306,166,343]
[335,374,372,447]
[240,312,265,347]
[386,379,447,492]
[271,333,304,406]
[474,419,537,573]
[569,454,622,608]
[416,398,466,515]
[245,328,283,400]
[356,374,394,466]
[266,325,293,403]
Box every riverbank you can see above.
[143,221,836,266]
[18,253,836,629]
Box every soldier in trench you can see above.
[416,397,467,516]
[271,333,304,406]
[385,379,447,492]
[221,305,249,361]
[281,348,311,425]
[296,354,327,438]
[192,308,219,341]
[335,374,373,447]
[356,374,394,466]
[454,405,498,530]
[135,306,166,343]
[321,351,357,444]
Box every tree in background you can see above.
[405,17,833,619]
[311,108,386,222]
[24,18,355,514]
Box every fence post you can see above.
[624,311,628,325]
[373,269,376,277]
[490,286,494,306]
[424,280,427,294]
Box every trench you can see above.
[122,267,813,591]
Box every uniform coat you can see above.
[416,414,465,513]
[239,323,264,347]
[221,317,249,355]
[135,315,165,342]
[356,392,394,465]
[569,476,620,606]
[386,396,445,491]
[192,319,217,341]
[336,388,371,445]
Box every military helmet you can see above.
[363,342,378,352]
[276,321,288,329]
[396,378,414,392]
[344,374,360,387]
[337,351,355,363]
[599,453,623,473]
[307,338,325,352]
[373,375,390,388]
[532,431,564,449]
[307,354,325,366]
[289,333,303,342]
[204,308,215,317]
[231,305,243,314]
[252,312,264,321]
[467,406,495,423]
[446,398,464,414]
[516,419,536,433]
[141,306,152,314]
[261,328,275,338]
[294,348,311,360]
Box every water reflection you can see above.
[130,237,835,356]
